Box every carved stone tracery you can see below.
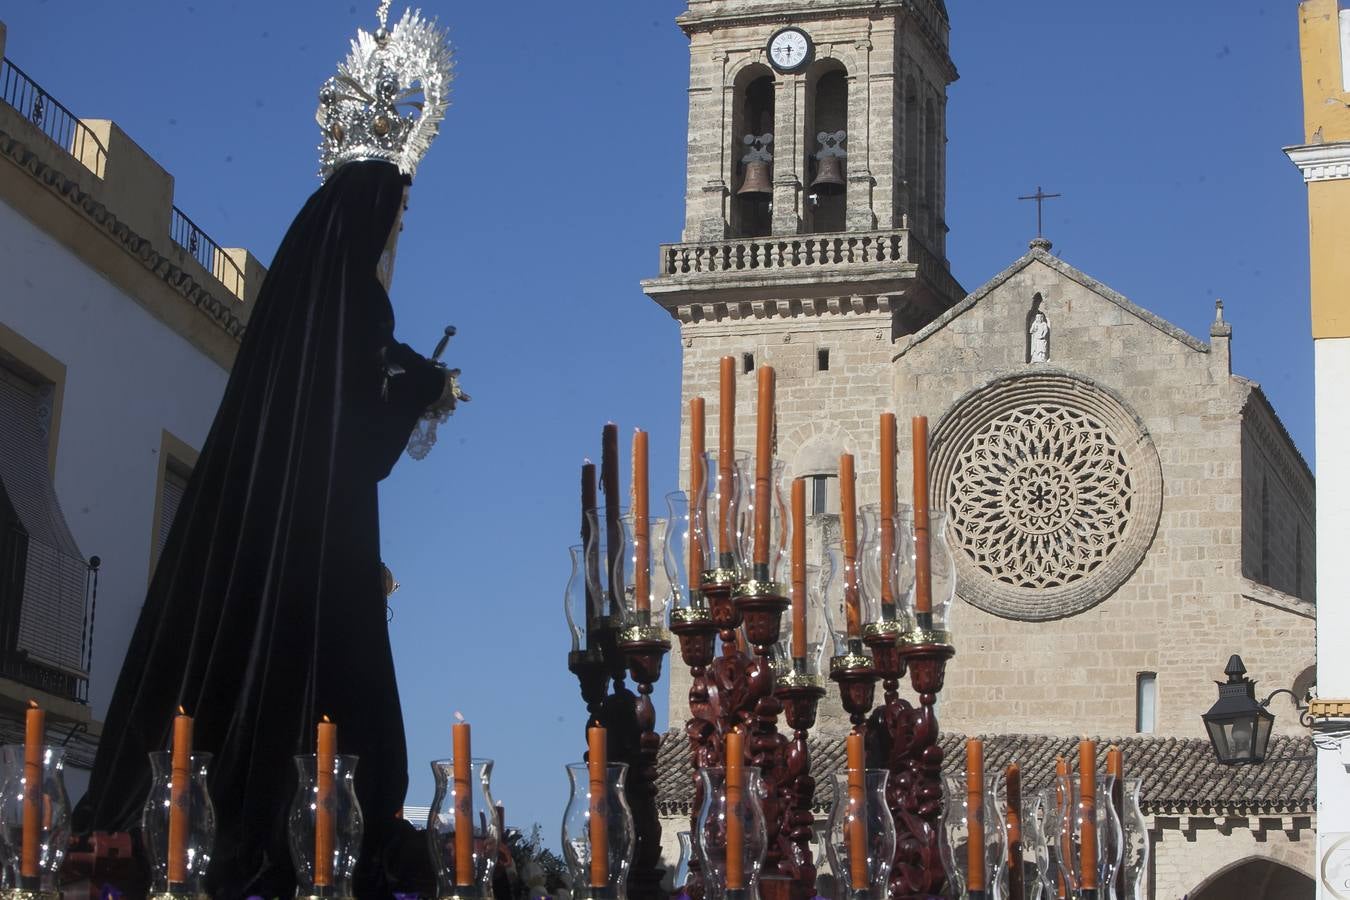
[931,371,1163,621]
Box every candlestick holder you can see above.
[939,774,1008,900]
[428,758,499,900]
[696,766,767,900]
[773,666,824,895]
[0,744,70,900]
[288,753,362,900]
[562,762,635,899]
[826,769,896,900]
[142,751,215,899]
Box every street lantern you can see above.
[1202,654,1275,766]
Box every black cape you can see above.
[74,160,445,898]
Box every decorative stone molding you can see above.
[0,126,247,344]
[931,371,1163,621]
[1285,142,1350,182]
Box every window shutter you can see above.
[0,369,88,674]
[157,467,189,561]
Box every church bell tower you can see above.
[643,0,964,724]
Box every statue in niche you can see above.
[1029,309,1050,363]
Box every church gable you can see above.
[898,246,1212,377]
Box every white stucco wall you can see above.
[1317,337,1350,895]
[0,196,228,736]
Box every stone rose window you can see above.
[930,372,1162,621]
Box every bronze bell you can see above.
[738,159,773,196]
[811,154,846,195]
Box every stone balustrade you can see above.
[659,228,915,276]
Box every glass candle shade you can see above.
[822,544,869,660]
[142,751,215,895]
[562,762,634,899]
[940,774,1007,900]
[429,758,499,897]
[672,830,695,897]
[0,744,70,892]
[904,510,956,635]
[664,492,699,620]
[288,753,362,898]
[825,769,896,900]
[696,766,767,900]
[695,451,748,578]
[1052,774,1122,900]
[860,504,915,631]
[773,564,829,677]
[565,544,593,654]
[1119,778,1149,900]
[1023,788,1057,900]
[584,508,622,628]
[733,457,789,584]
[614,511,668,630]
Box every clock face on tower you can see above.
[768,27,812,73]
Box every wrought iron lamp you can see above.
[1201,654,1312,766]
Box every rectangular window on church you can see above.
[817,348,830,372]
[1136,672,1157,734]
[811,475,830,516]
[742,352,754,374]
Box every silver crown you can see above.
[316,2,453,181]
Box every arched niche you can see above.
[803,59,848,234]
[1188,856,1314,900]
[730,64,775,239]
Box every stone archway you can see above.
[1188,856,1314,900]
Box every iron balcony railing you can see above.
[0,57,106,176]
[170,206,246,300]
[1,56,246,301]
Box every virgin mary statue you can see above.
[72,8,461,898]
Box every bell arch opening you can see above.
[804,61,848,234]
[731,67,775,239]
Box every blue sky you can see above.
[1,1,1314,846]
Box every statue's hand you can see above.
[426,366,469,418]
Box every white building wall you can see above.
[0,196,227,724]
[1317,336,1350,890]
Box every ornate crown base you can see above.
[149,893,210,900]
[777,678,827,731]
[830,653,880,724]
[3,892,61,900]
[618,624,670,644]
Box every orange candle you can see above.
[718,356,736,556]
[753,365,775,570]
[846,732,869,889]
[1078,739,1098,890]
[839,453,860,639]
[1055,756,1069,900]
[912,417,932,617]
[166,706,193,886]
[453,722,474,886]
[879,413,897,608]
[725,730,745,889]
[633,428,651,614]
[966,739,986,891]
[315,716,336,888]
[790,478,807,662]
[587,726,609,888]
[1108,745,1124,899]
[1006,762,1024,900]
[21,701,42,881]
[690,398,706,579]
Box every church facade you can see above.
[645,2,1317,897]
